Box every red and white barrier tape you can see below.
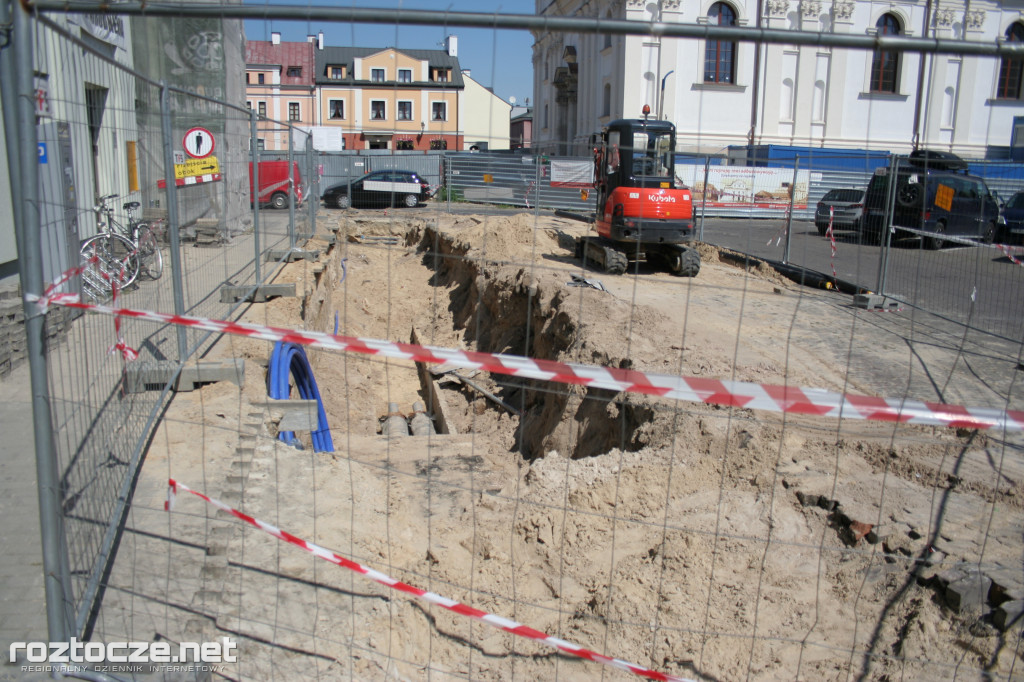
[524,180,536,209]
[825,207,838,284]
[166,479,695,682]
[996,243,1024,266]
[32,293,1024,432]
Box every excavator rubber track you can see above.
[577,237,700,277]
[579,237,629,274]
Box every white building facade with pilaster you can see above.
[533,0,1024,159]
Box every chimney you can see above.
[445,35,458,57]
[307,34,315,43]
[318,31,324,50]
[271,32,281,45]
[461,69,471,79]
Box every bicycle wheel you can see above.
[136,224,164,280]
[80,233,140,302]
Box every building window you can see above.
[998,23,1024,99]
[246,73,250,84]
[289,102,300,121]
[246,101,252,110]
[543,104,549,129]
[433,68,450,82]
[870,14,901,93]
[371,100,386,120]
[398,68,413,83]
[432,102,447,121]
[704,3,737,84]
[397,101,413,120]
[286,66,302,77]
[602,83,611,117]
[257,101,266,118]
[330,66,345,79]
[396,139,414,150]
[258,73,265,85]
[371,68,386,82]
[257,138,265,150]
[329,99,345,120]
[430,139,447,150]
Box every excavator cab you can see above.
[597,119,676,208]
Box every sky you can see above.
[243,1,536,107]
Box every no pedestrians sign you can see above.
[183,127,215,159]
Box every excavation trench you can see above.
[306,215,667,461]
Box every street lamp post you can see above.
[659,69,675,120]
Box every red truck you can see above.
[249,160,304,209]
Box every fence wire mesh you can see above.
[4,4,1024,682]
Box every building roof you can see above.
[246,41,316,87]
[314,46,464,88]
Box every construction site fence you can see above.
[4,4,1024,680]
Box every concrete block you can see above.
[178,359,245,391]
[251,399,320,432]
[266,248,320,263]
[994,600,1024,631]
[854,293,901,311]
[220,282,297,303]
[946,574,993,614]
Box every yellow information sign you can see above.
[174,156,220,179]
[934,183,954,212]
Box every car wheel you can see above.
[403,193,419,208]
[926,221,946,250]
[816,222,829,237]
[982,221,997,245]
[897,182,923,208]
[335,194,351,209]
[271,193,288,210]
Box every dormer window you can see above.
[371,68,386,82]
[432,67,451,82]
[330,65,346,79]
[286,66,302,77]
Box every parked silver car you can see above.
[815,188,866,236]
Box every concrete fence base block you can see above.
[220,282,297,303]
[854,293,901,311]
[266,248,320,263]
[251,398,321,432]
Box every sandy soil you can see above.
[101,210,1024,681]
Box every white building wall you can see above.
[460,74,512,150]
[535,0,1024,159]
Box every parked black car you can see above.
[814,188,866,235]
[322,170,434,209]
[861,150,1000,249]
[999,190,1024,244]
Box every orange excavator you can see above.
[578,106,700,276]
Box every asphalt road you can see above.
[695,216,1024,342]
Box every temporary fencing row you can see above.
[35,282,1024,433]
[7,10,325,641]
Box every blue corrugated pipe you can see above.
[267,341,334,452]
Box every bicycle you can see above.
[80,195,164,301]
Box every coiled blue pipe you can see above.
[267,341,334,452]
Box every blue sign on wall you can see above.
[38,142,47,164]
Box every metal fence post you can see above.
[287,123,296,249]
[159,82,188,360]
[251,108,262,283]
[782,156,799,265]
[10,0,73,644]
[306,134,316,236]
[876,154,899,296]
[698,156,711,242]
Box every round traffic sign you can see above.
[183,127,215,158]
